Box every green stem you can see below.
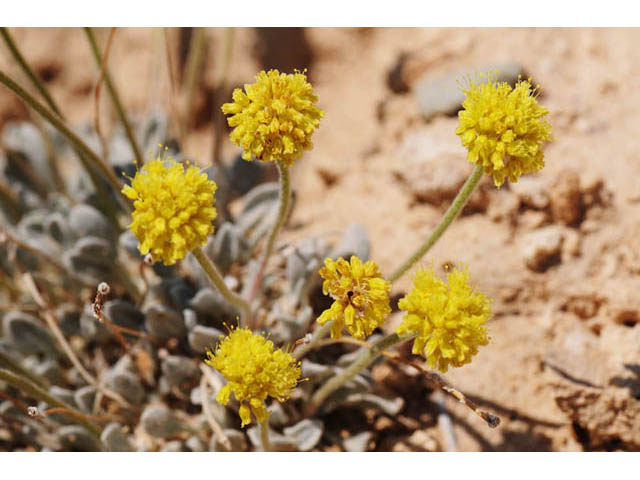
[0,368,103,440]
[294,322,332,360]
[0,30,120,223]
[0,69,130,214]
[247,161,291,303]
[0,27,89,206]
[183,27,206,131]
[307,332,413,414]
[211,27,234,166]
[388,165,484,282]
[0,27,63,117]
[0,349,49,390]
[259,418,271,452]
[84,27,144,168]
[192,246,252,325]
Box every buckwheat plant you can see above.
[0,25,553,453]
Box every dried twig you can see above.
[386,352,501,428]
[41,407,123,424]
[22,272,133,409]
[92,282,128,353]
[302,334,501,428]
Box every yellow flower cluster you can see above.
[317,256,391,340]
[397,265,491,373]
[205,327,301,427]
[122,158,217,265]
[456,72,553,187]
[221,69,324,167]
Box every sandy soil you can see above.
[1,27,639,451]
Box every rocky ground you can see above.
[1,27,639,451]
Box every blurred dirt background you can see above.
[1,27,639,451]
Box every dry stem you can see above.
[22,273,133,409]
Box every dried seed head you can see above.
[98,282,110,295]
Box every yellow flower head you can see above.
[456,72,553,187]
[122,156,217,265]
[221,69,324,167]
[317,256,391,340]
[205,327,301,427]
[397,265,491,373]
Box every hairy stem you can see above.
[84,27,144,168]
[307,332,413,414]
[0,349,49,390]
[388,164,484,282]
[0,27,62,116]
[260,418,271,452]
[0,69,130,214]
[22,273,132,409]
[211,27,235,166]
[183,27,206,132]
[192,246,252,325]
[0,368,103,439]
[247,161,291,306]
[293,322,332,360]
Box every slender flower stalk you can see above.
[84,27,144,168]
[184,27,207,132]
[0,27,63,117]
[247,161,291,304]
[192,246,252,324]
[388,164,483,282]
[294,322,332,360]
[0,32,122,223]
[211,27,235,166]
[260,418,271,452]
[0,368,103,439]
[307,332,414,414]
[0,69,129,214]
[0,349,49,389]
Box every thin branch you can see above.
[385,352,501,428]
[302,334,501,428]
[21,273,133,409]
